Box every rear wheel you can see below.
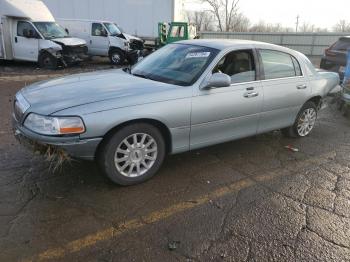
[282,101,317,138]
[38,52,58,69]
[98,123,166,185]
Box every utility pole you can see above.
[296,15,300,32]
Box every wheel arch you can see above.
[108,46,125,57]
[96,118,172,158]
[306,95,322,109]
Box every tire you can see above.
[282,101,317,138]
[98,123,166,186]
[109,49,125,65]
[38,52,58,69]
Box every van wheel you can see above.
[282,101,317,138]
[98,123,166,186]
[39,52,58,69]
[109,50,125,65]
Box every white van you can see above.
[0,0,88,68]
[58,19,144,65]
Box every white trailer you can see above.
[0,0,88,68]
[42,0,186,38]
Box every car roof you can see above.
[339,36,350,41]
[177,39,298,54]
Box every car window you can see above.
[332,39,350,51]
[170,26,185,38]
[92,23,105,36]
[17,21,37,37]
[213,50,256,84]
[291,56,302,76]
[260,49,300,80]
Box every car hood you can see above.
[123,33,143,42]
[53,37,86,46]
[21,69,177,115]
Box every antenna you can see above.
[296,15,300,32]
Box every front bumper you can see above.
[12,114,102,161]
[126,50,143,65]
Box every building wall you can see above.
[42,0,181,37]
[200,31,349,56]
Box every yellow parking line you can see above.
[22,151,334,262]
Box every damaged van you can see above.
[0,0,88,69]
[58,19,144,65]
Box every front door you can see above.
[190,49,263,149]
[257,49,311,133]
[12,21,39,61]
[89,23,109,56]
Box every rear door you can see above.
[12,21,39,61]
[89,23,109,56]
[257,49,311,133]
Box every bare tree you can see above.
[230,13,250,32]
[187,10,215,32]
[248,21,295,33]
[333,20,350,32]
[201,0,241,31]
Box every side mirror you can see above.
[65,28,69,35]
[202,73,231,90]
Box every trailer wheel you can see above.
[109,49,125,65]
[39,52,58,69]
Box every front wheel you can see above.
[282,101,317,138]
[109,49,125,65]
[98,123,166,185]
[38,52,58,69]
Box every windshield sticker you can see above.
[185,52,211,59]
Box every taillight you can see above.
[325,48,336,57]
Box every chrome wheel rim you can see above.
[111,53,121,64]
[297,108,317,137]
[114,133,157,178]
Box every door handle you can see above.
[297,84,307,89]
[244,92,259,98]
[90,40,92,44]
[15,37,17,43]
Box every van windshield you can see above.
[103,23,122,36]
[34,22,68,39]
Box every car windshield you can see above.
[104,23,122,36]
[131,43,219,86]
[33,22,68,39]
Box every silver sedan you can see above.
[13,39,339,185]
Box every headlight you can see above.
[24,114,85,135]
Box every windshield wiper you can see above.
[132,73,150,79]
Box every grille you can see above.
[129,39,144,50]
[62,45,88,55]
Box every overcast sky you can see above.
[185,0,350,29]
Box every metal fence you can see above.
[199,32,350,56]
